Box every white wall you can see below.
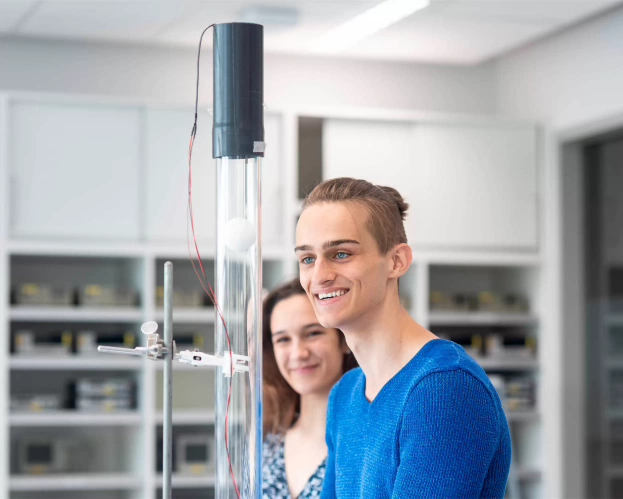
[496,5,623,131]
[0,37,496,114]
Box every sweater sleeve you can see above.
[321,385,338,499]
[391,369,503,499]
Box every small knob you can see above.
[141,321,158,335]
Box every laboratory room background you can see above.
[0,1,623,498]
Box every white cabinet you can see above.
[411,123,538,250]
[322,117,415,231]
[145,108,215,245]
[262,114,285,246]
[9,101,142,241]
[145,109,284,247]
[323,119,539,251]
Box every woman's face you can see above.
[270,294,348,397]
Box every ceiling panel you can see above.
[5,0,623,65]
[156,1,378,48]
[17,1,204,42]
[344,14,556,64]
[436,0,620,25]
[0,1,39,33]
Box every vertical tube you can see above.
[163,261,174,499]
[215,157,262,498]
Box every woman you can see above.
[294,177,511,498]
[262,278,357,499]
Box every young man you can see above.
[294,178,511,498]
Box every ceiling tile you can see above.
[0,1,39,33]
[18,0,205,43]
[5,0,623,65]
[156,1,378,48]
[436,0,622,25]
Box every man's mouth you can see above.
[315,289,349,302]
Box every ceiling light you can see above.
[311,0,429,54]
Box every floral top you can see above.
[262,433,326,498]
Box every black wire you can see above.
[192,24,215,138]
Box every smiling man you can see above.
[294,178,511,498]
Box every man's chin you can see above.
[316,311,344,330]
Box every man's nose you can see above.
[312,257,336,285]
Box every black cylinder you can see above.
[213,22,264,159]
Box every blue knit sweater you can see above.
[321,339,511,498]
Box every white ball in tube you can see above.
[224,217,256,252]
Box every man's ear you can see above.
[388,243,412,279]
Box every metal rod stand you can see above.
[163,261,174,499]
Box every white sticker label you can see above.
[253,141,266,153]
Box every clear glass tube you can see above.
[215,157,262,499]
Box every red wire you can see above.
[187,130,241,499]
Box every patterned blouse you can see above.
[262,433,326,498]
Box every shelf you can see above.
[155,308,215,324]
[10,306,143,322]
[473,357,539,371]
[413,250,542,267]
[608,409,623,419]
[506,410,540,422]
[9,472,140,491]
[155,474,216,488]
[429,311,538,327]
[10,356,143,370]
[606,359,623,369]
[10,411,142,426]
[608,314,623,327]
[8,240,145,257]
[607,466,623,478]
[515,467,542,481]
[155,361,212,372]
[147,243,289,261]
[155,410,215,425]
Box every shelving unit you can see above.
[0,91,554,499]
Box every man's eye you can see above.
[301,256,315,265]
[335,252,349,260]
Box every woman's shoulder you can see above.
[263,432,284,458]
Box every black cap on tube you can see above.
[213,22,264,159]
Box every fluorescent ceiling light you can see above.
[311,0,429,54]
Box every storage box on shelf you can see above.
[155,425,215,488]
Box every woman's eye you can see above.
[275,337,290,344]
[301,256,315,265]
[335,252,349,260]
[308,330,324,337]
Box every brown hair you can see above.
[263,277,358,435]
[302,177,409,254]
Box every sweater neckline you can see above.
[361,338,445,405]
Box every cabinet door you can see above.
[322,118,417,238]
[323,119,539,250]
[10,101,141,240]
[411,123,538,249]
[145,108,215,244]
[146,109,284,247]
[262,114,285,247]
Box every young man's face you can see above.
[295,202,394,331]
